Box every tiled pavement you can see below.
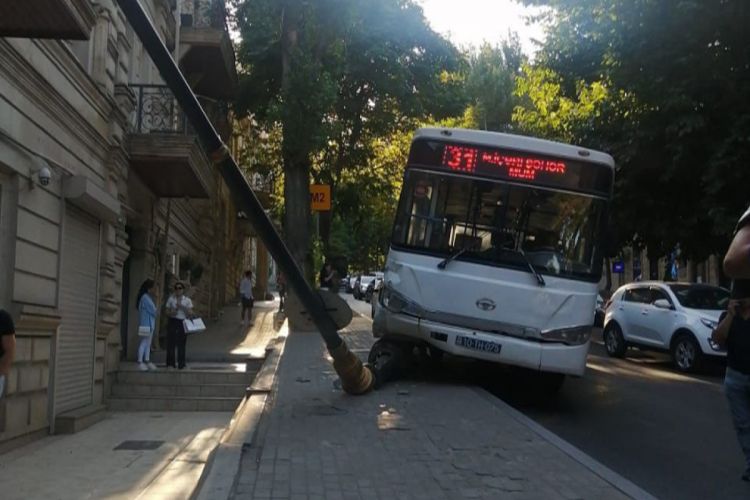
[0,299,284,500]
[231,316,649,500]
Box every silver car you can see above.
[602,281,728,372]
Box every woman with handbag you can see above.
[165,281,193,370]
[136,279,158,371]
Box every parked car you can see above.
[339,276,349,291]
[602,281,729,372]
[370,277,385,317]
[354,274,376,300]
[594,293,605,327]
[346,275,359,294]
[365,274,384,304]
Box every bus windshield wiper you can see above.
[437,246,470,270]
[498,246,546,287]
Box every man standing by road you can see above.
[718,207,750,481]
[0,309,16,398]
[239,270,254,327]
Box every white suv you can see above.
[602,281,728,372]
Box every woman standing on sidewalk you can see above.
[136,279,158,371]
[165,281,193,370]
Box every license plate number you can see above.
[455,336,501,354]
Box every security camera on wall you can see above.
[38,166,51,186]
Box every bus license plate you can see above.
[455,336,501,354]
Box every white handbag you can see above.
[137,325,151,337]
[183,317,206,334]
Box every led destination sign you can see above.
[408,139,613,194]
[442,145,567,181]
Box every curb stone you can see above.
[473,387,659,500]
[192,324,288,500]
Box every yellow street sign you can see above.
[310,184,331,211]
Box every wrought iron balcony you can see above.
[131,84,229,139]
[178,0,237,100]
[131,84,189,135]
[181,0,227,30]
[128,84,212,199]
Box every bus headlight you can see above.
[540,326,591,345]
[380,286,424,317]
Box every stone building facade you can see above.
[0,0,271,448]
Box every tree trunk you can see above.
[279,1,312,279]
[648,250,660,280]
[687,260,697,282]
[283,157,312,278]
[604,257,612,291]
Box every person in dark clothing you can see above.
[320,263,335,289]
[725,206,750,278]
[717,205,750,481]
[0,309,16,398]
[165,282,193,369]
[713,280,750,481]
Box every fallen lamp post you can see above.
[116,0,375,394]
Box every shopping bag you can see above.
[183,317,206,334]
[137,326,151,337]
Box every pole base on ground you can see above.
[330,341,375,395]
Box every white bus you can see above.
[372,128,615,390]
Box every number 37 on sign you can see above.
[310,184,331,211]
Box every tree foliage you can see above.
[233,0,466,273]
[515,0,750,263]
[465,38,524,131]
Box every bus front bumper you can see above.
[373,310,589,377]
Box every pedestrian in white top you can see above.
[239,270,254,326]
[165,281,193,369]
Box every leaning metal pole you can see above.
[116,0,373,394]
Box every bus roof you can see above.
[414,128,615,169]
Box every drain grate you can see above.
[114,440,164,451]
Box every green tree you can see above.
[233,0,465,274]
[466,38,524,131]
[515,0,750,271]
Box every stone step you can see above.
[116,369,252,386]
[111,382,248,398]
[107,395,242,412]
[54,404,106,434]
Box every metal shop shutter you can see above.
[55,205,100,414]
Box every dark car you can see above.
[594,293,605,327]
[364,273,384,303]
[354,274,376,300]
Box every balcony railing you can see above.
[131,84,189,135]
[181,0,227,30]
[131,84,228,137]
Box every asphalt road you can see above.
[340,292,749,500]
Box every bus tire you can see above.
[603,322,627,358]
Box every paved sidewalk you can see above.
[231,316,654,500]
[0,299,284,500]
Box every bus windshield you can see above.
[392,169,607,281]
